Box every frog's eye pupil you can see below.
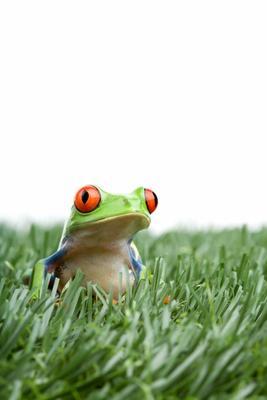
[74,185,101,213]
[81,191,89,204]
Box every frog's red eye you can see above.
[74,185,101,213]
[144,188,158,214]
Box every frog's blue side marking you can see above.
[44,247,66,274]
[43,247,67,290]
[128,240,143,277]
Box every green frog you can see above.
[30,185,158,298]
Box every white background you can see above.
[0,1,267,233]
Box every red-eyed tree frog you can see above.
[30,185,158,299]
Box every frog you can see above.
[30,185,158,299]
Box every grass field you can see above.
[1,224,267,399]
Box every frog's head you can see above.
[63,185,158,241]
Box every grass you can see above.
[1,224,267,399]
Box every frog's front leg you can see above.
[128,240,145,279]
[30,247,66,299]
[30,259,46,299]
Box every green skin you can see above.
[30,186,153,298]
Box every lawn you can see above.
[1,224,267,399]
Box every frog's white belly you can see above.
[59,246,134,298]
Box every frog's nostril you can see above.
[123,198,131,207]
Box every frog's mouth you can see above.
[70,213,150,245]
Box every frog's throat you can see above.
[66,212,151,243]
